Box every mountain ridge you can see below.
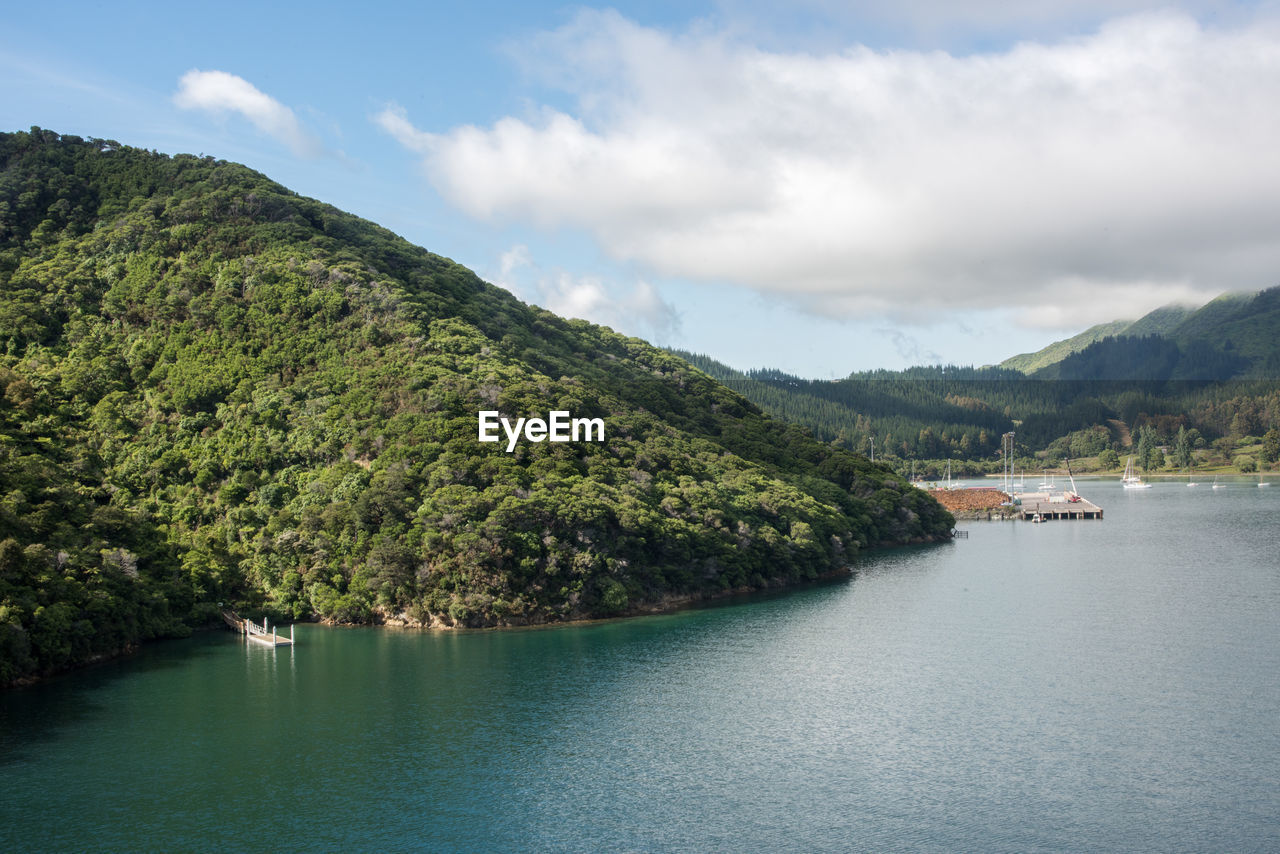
[1001,287,1280,379]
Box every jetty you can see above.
[929,486,1104,521]
[221,609,295,647]
[1016,491,1103,521]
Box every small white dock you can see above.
[221,610,295,647]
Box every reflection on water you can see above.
[3,481,1279,851]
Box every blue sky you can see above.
[5,0,1279,377]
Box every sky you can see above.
[5,0,1280,377]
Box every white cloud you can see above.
[712,0,1252,49]
[175,70,321,156]
[373,103,434,154]
[490,244,681,342]
[382,9,1280,330]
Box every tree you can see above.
[1261,428,1280,467]
[1136,425,1160,472]
[1174,425,1193,470]
[1098,449,1120,470]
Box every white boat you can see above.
[944,459,964,490]
[1212,476,1226,490]
[1122,456,1152,489]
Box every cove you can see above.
[3,479,1279,851]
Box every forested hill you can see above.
[1002,288,1280,379]
[670,352,1280,472]
[0,129,953,685]
[672,352,1020,461]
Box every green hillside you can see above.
[1000,301,1199,374]
[1122,303,1197,338]
[1031,288,1280,381]
[670,353,1280,479]
[1168,289,1280,375]
[1001,288,1280,381]
[1000,319,1131,373]
[1167,290,1258,341]
[0,129,952,685]
[672,352,1021,464]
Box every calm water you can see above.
[4,479,1279,851]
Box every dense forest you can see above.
[1002,288,1280,378]
[672,353,1280,475]
[0,129,954,685]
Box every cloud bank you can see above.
[379,9,1280,329]
[175,70,321,157]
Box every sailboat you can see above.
[944,459,963,490]
[1011,463,1026,493]
[1212,475,1226,490]
[1259,472,1270,488]
[1122,456,1152,489]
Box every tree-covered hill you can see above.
[671,285,1280,473]
[0,129,953,685]
[999,319,1132,374]
[670,352,1280,475]
[671,353,1019,462]
[1002,288,1280,380]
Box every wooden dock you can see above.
[1016,491,1103,521]
[221,609,295,647]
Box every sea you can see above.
[3,478,1278,852]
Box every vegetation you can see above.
[670,355,1280,477]
[1000,319,1132,374]
[0,129,954,685]
[1004,289,1280,380]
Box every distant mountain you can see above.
[1000,320,1131,373]
[671,352,1022,463]
[0,129,952,685]
[1122,303,1199,338]
[1002,287,1280,381]
[1171,290,1259,341]
[673,344,1280,474]
[1029,335,1251,381]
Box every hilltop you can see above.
[0,129,953,685]
[1002,289,1280,380]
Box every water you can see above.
[4,480,1279,851]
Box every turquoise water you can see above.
[4,479,1279,851]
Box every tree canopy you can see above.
[0,129,953,684]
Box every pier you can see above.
[221,609,295,647]
[1016,491,1103,521]
[929,486,1104,521]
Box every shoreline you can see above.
[374,564,862,633]
[6,534,955,687]
[369,531,953,632]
